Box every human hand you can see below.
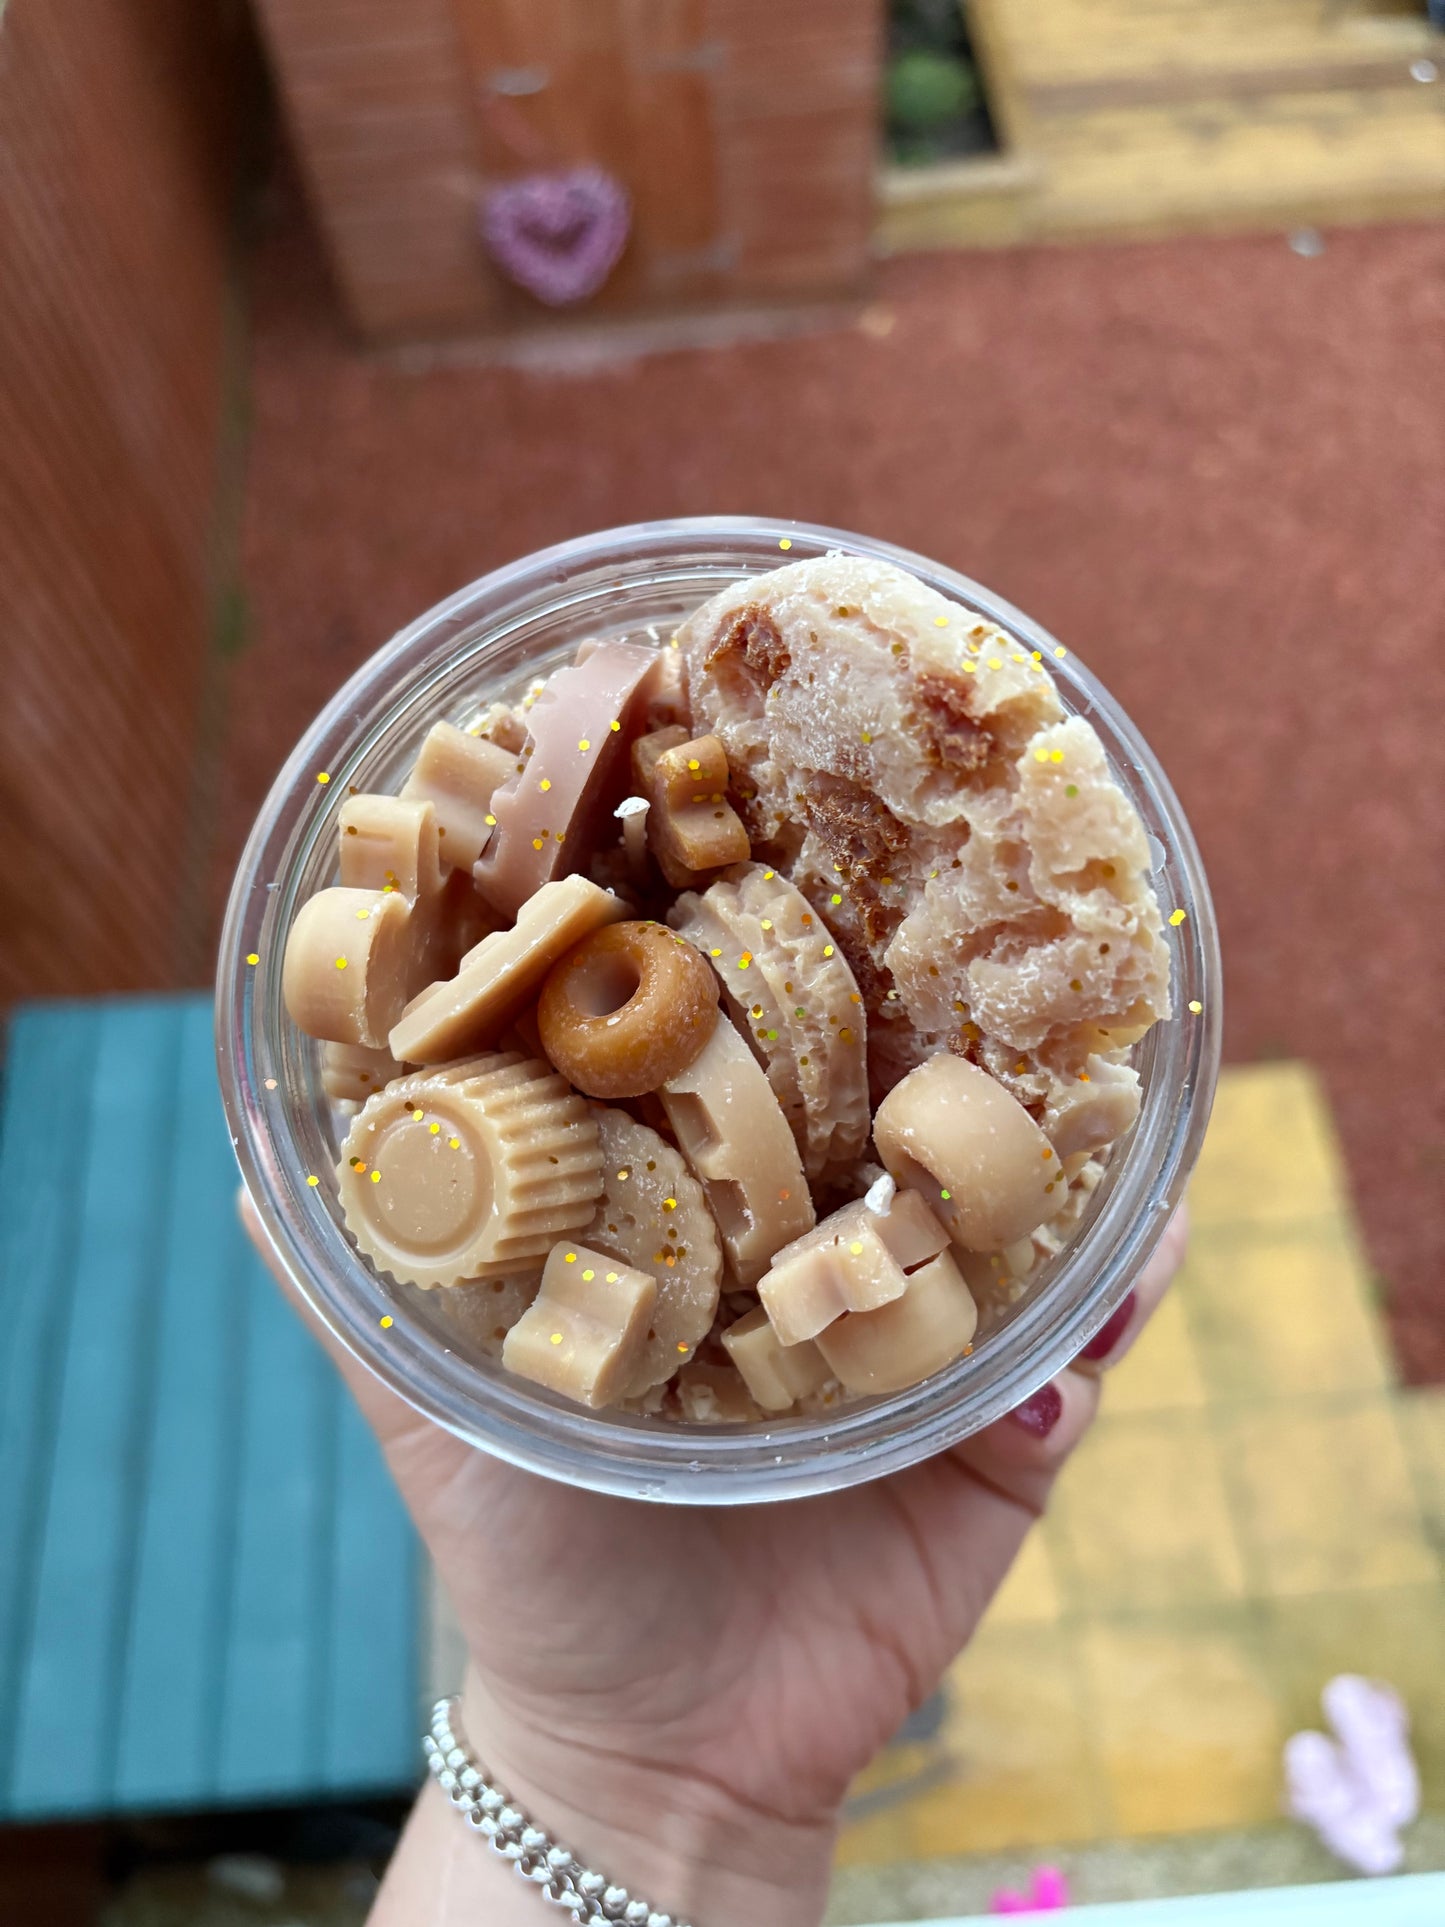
[243,1199,1187,1927]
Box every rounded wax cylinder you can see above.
[873,1053,1055,1251]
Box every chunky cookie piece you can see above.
[679,555,1170,1124]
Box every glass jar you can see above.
[216,517,1220,1503]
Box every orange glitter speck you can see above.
[1079,1073,1091,1083]
[737,951,752,969]
[1042,1147,1054,1160]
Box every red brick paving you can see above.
[220,192,1445,1380]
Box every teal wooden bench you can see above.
[0,996,420,1819]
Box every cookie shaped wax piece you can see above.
[574,1108,722,1395]
[389,875,625,1065]
[338,1053,602,1288]
[401,721,517,871]
[473,642,657,918]
[757,1188,951,1347]
[671,861,870,1179]
[536,920,718,1100]
[502,1242,657,1410]
[813,1249,978,1396]
[873,1052,1055,1252]
[658,1017,814,1287]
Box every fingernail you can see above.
[1080,1290,1137,1363]
[1007,1382,1063,1438]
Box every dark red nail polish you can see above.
[1008,1382,1063,1438]
[1080,1291,1137,1363]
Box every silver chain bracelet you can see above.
[423,1696,694,1927]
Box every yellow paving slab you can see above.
[1220,1398,1439,1597]
[1182,1221,1393,1402]
[1047,1413,1247,1614]
[836,1062,1445,1867]
[1079,1612,1286,1836]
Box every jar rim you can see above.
[216,516,1221,1504]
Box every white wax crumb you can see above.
[614,795,650,820]
[864,1172,896,1216]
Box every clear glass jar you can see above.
[216,517,1220,1503]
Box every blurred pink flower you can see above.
[991,1865,1069,1912]
[1284,1675,1419,1875]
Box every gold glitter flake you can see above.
[306,1174,320,1187]
[316,771,331,785]
[778,537,793,551]
[1169,908,1187,926]
[246,952,259,966]
[1188,999,1203,1014]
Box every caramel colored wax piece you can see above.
[671,862,870,1180]
[873,1053,1055,1252]
[401,721,516,872]
[814,1250,978,1397]
[338,1053,603,1288]
[721,1306,831,1413]
[321,1040,407,1105]
[658,1017,814,1287]
[284,796,460,1049]
[758,1189,950,1347]
[283,888,415,1049]
[474,642,657,918]
[389,875,626,1065]
[537,920,719,1100]
[502,1241,657,1410]
[634,728,750,888]
[575,1108,722,1395]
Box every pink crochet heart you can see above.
[479,167,630,307]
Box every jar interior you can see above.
[265,556,1177,1439]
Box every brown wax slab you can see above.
[401,721,515,872]
[758,1189,950,1347]
[721,1306,831,1413]
[473,642,657,918]
[658,1017,813,1288]
[815,1251,978,1397]
[502,1241,657,1410]
[873,1053,1056,1251]
[389,875,625,1065]
[282,888,414,1049]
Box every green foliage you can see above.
[886,49,978,133]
